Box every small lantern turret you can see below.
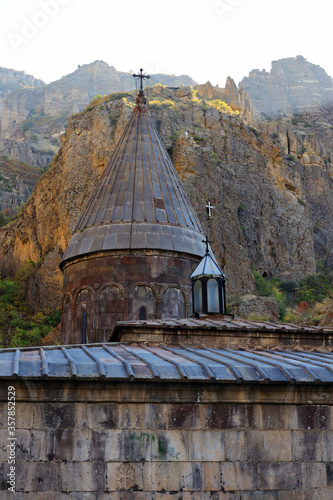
[190,236,227,315]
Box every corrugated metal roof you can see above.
[1,343,333,383]
[112,317,333,333]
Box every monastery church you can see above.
[0,72,333,498]
[59,69,225,344]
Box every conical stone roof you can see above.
[60,89,205,269]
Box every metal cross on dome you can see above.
[132,68,151,91]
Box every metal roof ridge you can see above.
[160,346,216,380]
[81,346,106,378]
[120,344,160,379]
[185,346,243,381]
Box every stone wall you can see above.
[61,250,198,343]
[0,380,333,498]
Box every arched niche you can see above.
[98,285,124,341]
[128,284,157,321]
[161,287,186,319]
[62,294,72,345]
[75,288,95,344]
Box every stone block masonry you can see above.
[0,381,333,497]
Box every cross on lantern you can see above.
[132,68,151,91]
[206,201,215,217]
[202,235,211,254]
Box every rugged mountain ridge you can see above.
[0,84,332,311]
[240,55,333,120]
[0,62,197,214]
[0,61,197,144]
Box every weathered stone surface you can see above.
[224,430,245,461]
[60,462,106,492]
[152,430,188,461]
[16,462,61,492]
[143,462,181,491]
[221,462,258,491]
[292,430,322,461]
[167,403,200,429]
[189,430,224,461]
[244,430,292,461]
[240,56,333,119]
[230,294,280,321]
[258,462,302,490]
[0,388,332,495]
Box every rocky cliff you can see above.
[0,61,197,152]
[0,62,197,214]
[0,67,44,107]
[0,84,332,310]
[0,156,40,213]
[240,56,333,120]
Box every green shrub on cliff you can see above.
[253,268,286,320]
[253,262,333,323]
[207,99,239,115]
[0,272,61,348]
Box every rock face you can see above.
[0,67,44,107]
[0,62,197,171]
[0,138,52,169]
[0,84,332,311]
[0,61,197,139]
[229,295,280,322]
[0,157,40,212]
[194,79,253,122]
[240,56,333,120]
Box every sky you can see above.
[0,0,332,87]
